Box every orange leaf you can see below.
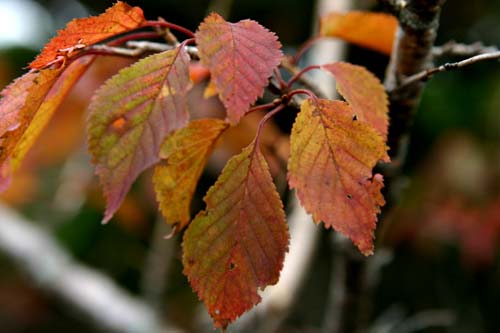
[288,99,387,255]
[195,13,283,124]
[153,119,228,230]
[183,141,289,328]
[0,57,94,189]
[320,11,397,55]
[322,62,389,141]
[30,1,145,69]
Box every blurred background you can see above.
[0,0,499,332]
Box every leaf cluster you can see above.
[0,2,393,328]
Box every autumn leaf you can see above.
[195,13,283,124]
[87,47,191,223]
[320,11,397,55]
[288,99,387,255]
[0,57,94,190]
[183,141,289,328]
[322,62,389,141]
[153,119,228,231]
[30,1,145,69]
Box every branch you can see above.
[383,0,447,161]
[84,41,199,59]
[0,203,182,333]
[432,41,499,58]
[394,50,500,90]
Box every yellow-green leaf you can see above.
[153,119,228,230]
[88,47,192,223]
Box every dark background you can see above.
[0,0,499,332]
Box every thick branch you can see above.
[383,0,447,160]
[0,203,181,333]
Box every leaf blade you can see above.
[183,141,289,328]
[320,11,397,55]
[288,99,387,255]
[195,13,283,124]
[30,1,145,69]
[322,62,389,141]
[0,57,94,189]
[87,47,192,223]
[153,118,228,230]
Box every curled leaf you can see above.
[87,47,191,223]
[153,119,228,230]
[195,13,283,124]
[183,141,289,328]
[320,11,397,55]
[288,99,387,255]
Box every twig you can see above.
[84,42,199,60]
[0,203,182,333]
[394,50,500,91]
[432,41,499,58]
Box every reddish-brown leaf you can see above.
[288,99,387,255]
[183,141,289,328]
[320,11,397,55]
[0,57,94,189]
[195,13,283,124]
[30,1,145,69]
[153,119,228,230]
[322,62,389,141]
[87,47,191,223]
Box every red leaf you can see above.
[322,62,389,141]
[30,1,145,69]
[0,57,94,189]
[183,141,289,328]
[320,11,398,55]
[195,13,283,124]
[87,47,191,223]
[288,99,387,255]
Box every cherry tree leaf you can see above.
[153,119,228,231]
[288,99,387,255]
[322,62,389,142]
[183,141,289,328]
[88,47,191,223]
[320,11,397,55]
[195,13,283,124]
[30,1,145,69]
[0,57,94,189]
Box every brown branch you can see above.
[432,41,499,58]
[394,50,500,90]
[383,0,447,161]
[85,42,199,59]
